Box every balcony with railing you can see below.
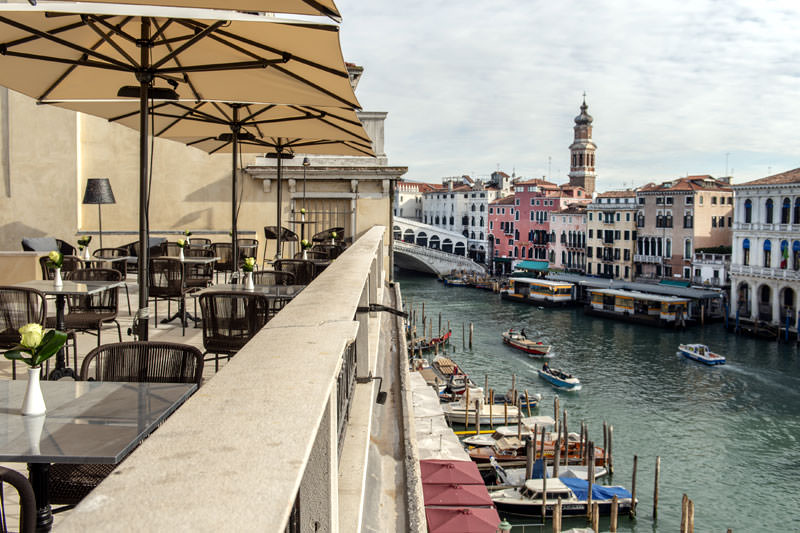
[634,254,664,264]
[57,226,418,533]
[730,264,800,281]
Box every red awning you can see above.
[420,460,484,485]
[425,506,501,533]
[422,483,494,507]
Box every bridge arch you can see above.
[429,235,441,250]
[403,229,415,243]
[416,231,428,247]
[454,242,465,256]
[442,238,453,253]
[393,226,401,240]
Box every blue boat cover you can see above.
[530,459,549,479]
[559,477,632,501]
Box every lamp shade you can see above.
[82,178,116,205]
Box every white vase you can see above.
[82,247,90,260]
[22,367,46,416]
[53,267,63,288]
[24,411,45,454]
[179,248,185,261]
[330,238,335,245]
[186,237,191,246]
[244,271,254,290]
[302,249,308,260]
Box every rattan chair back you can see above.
[39,255,84,280]
[0,286,46,349]
[312,227,345,243]
[188,237,211,247]
[185,248,215,289]
[92,247,128,280]
[294,251,328,260]
[252,270,295,286]
[311,243,345,259]
[274,259,315,285]
[161,241,185,257]
[148,258,185,299]
[199,292,273,356]
[79,341,204,385]
[211,243,234,273]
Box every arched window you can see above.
[479,232,484,240]
[780,240,789,269]
[562,251,566,264]
[765,199,774,224]
[781,198,791,224]
[795,198,800,224]
[763,239,771,267]
[513,246,518,258]
[435,216,440,225]
[528,248,534,259]
[744,199,752,223]
[514,230,520,240]
[449,216,454,225]
[520,246,526,258]
[480,204,485,212]
[742,238,750,266]
[684,238,691,258]
[471,204,476,211]
[470,231,475,239]
[479,217,484,227]
[471,216,475,226]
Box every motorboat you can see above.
[678,343,726,365]
[502,329,552,357]
[537,365,581,390]
[491,477,634,517]
[489,457,608,485]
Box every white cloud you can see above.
[337,0,800,189]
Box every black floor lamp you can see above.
[82,178,116,249]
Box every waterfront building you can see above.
[634,176,733,281]
[729,168,800,327]
[586,190,638,280]
[421,174,505,263]
[691,251,731,288]
[567,96,597,196]
[550,205,587,274]
[488,195,517,274]
[393,180,437,221]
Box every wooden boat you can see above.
[412,330,452,352]
[502,329,552,357]
[442,401,522,426]
[443,276,469,287]
[537,365,581,390]
[490,477,634,517]
[462,427,574,447]
[500,278,576,307]
[678,343,726,365]
[467,439,606,465]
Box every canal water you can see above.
[397,272,800,532]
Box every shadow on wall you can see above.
[183,175,231,203]
[173,208,212,230]
[0,221,49,251]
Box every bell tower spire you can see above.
[568,95,597,195]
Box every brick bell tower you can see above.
[567,94,597,195]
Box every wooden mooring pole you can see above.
[608,424,614,475]
[421,302,425,326]
[474,400,481,435]
[525,435,534,479]
[469,322,474,349]
[630,455,638,517]
[438,312,441,336]
[553,497,562,533]
[653,456,661,519]
[462,323,466,349]
[489,390,494,429]
[680,494,688,533]
[610,495,619,532]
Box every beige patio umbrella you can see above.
[54,99,375,260]
[35,0,342,19]
[0,2,360,339]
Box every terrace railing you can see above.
[60,226,389,533]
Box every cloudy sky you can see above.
[335,0,800,190]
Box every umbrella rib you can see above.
[298,0,341,20]
[154,102,209,136]
[83,17,137,67]
[85,14,139,45]
[151,19,226,70]
[314,116,373,144]
[3,50,129,73]
[107,101,173,123]
[168,102,226,125]
[270,63,357,109]
[205,26,349,79]
[0,15,132,72]
[1,19,86,49]
[150,19,202,102]
[158,60,276,74]
[294,105,364,128]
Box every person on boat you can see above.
[542,362,549,372]
[521,328,527,338]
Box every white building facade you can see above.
[730,168,800,327]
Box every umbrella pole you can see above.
[275,145,283,259]
[232,106,239,276]
[137,19,151,341]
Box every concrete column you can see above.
[298,395,339,533]
[356,282,369,377]
[772,282,781,326]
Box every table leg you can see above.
[47,294,77,381]
[28,463,53,532]
[160,299,199,326]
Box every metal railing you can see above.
[336,342,357,457]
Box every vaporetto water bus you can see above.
[500,278,576,307]
[585,288,690,328]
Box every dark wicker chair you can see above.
[252,269,295,286]
[262,226,298,266]
[294,250,329,261]
[311,227,345,243]
[274,259,315,285]
[47,341,204,508]
[311,243,345,259]
[211,243,235,284]
[38,255,84,280]
[148,257,188,336]
[187,237,211,248]
[0,465,37,533]
[128,237,166,273]
[198,292,274,371]
[237,238,259,269]
[0,286,48,380]
[47,268,122,348]
[161,241,185,257]
[92,247,131,315]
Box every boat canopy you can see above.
[559,477,632,501]
[516,260,549,271]
[589,288,687,304]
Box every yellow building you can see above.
[586,190,638,280]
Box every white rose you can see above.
[19,323,44,350]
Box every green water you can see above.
[397,272,800,532]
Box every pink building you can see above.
[488,196,516,274]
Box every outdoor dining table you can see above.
[194,283,305,299]
[13,280,123,380]
[0,379,197,532]
[160,256,218,327]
